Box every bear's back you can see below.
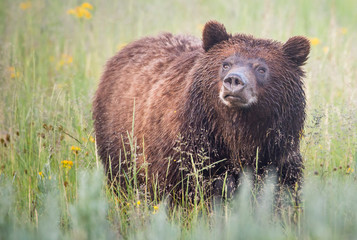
[93,33,202,175]
[111,33,201,69]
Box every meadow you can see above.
[0,0,357,239]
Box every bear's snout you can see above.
[223,72,247,92]
[220,68,257,108]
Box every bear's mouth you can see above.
[220,86,257,108]
[224,94,246,103]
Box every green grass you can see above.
[0,0,357,239]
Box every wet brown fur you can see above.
[93,21,310,198]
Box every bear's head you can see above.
[200,21,310,112]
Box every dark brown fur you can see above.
[93,21,310,198]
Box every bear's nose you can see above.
[223,73,247,92]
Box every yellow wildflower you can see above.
[77,6,92,19]
[66,56,73,64]
[340,27,348,35]
[309,37,320,46]
[136,200,141,206]
[71,146,81,154]
[67,3,93,19]
[61,160,74,169]
[8,67,21,78]
[153,205,159,214]
[82,136,95,143]
[81,2,93,9]
[38,171,44,177]
[57,54,73,70]
[346,167,354,174]
[49,176,52,180]
[19,1,31,10]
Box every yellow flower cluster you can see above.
[347,167,354,174]
[82,136,95,143]
[67,2,93,19]
[310,28,346,54]
[309,37,320,46]
[71,146,81,154]
[19,1,31,10]
[57,54,73,70]
[153,205,159,214]
[8,67,21,79]
[38,171,52,179]
[61,160,74,169]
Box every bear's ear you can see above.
[283,36,310,66]
[202,21,231,52]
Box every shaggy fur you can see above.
[93,21,310,198]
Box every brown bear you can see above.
[93,21,310,199]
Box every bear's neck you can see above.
[219,107,275,160]
[182,88,276,165]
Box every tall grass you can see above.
[2,169,357,239]
[0,0,356,239]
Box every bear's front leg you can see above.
[277,151,304,205]
[212,174,238,199]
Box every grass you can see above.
[0,0,357,239]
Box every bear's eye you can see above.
[256,67,267,74]
[222,63,231,70]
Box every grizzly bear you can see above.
[93,21,310,199]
